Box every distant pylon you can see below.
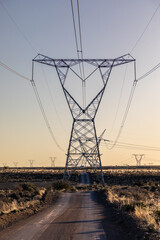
[149,162,153,165]
[28,160,34,167]
[132,154,145,166]
[13,162,18,168]
[49,157,56,167]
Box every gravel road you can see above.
[0,191,107,240]
[0,173,132,240]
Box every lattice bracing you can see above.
[33,54,135,184]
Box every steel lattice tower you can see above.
[28,160,34,168]
[49,157,56,167]
[33,54,135,184]
[132,154,145,166]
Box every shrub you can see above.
[9,192,21,201]
[3,166,9,170]
[0,194,10,203]
[21,183,37,192]
[104,185,109,194]
[14,185,23,192]
[150,185,156,192]
[52,180,70,190]
[124,204,135,212]
[154,210,160,220]
[148,224,155,232]
[0,200,4,210]
[20,190,33,198]
[134,181,144,187]
[0,193,6,200]
[70,186,77,192]
[17,183,39,199]
[11,209,18,213]
[135,201,146,208]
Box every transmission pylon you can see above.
[132,154,145,166]
[28,160,34,168]
[49,157,56,167]
[33,54,135,184]
[13,162,18,168]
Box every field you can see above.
[0,167,159,239]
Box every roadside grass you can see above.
[97,169,160,236]
[0,167,159,237]
[0,183,46,215]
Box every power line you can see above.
[40,65,67,136]
[0,60,30,81]
[77,1,84,62]
[130,2,160,53]
[107,62,137,150]
[0,59,64,151]
[113,141,160,149]
[0,2,67,145]
[70,0,86,108]
[77,0,86,108]
[103,139,160,151]
[103,144,160,151]
[31,63,64,152]
[77,0,85,79]
[70,0,85,78]
[129,2,160,82]
[31,79,64,152]
[70,0,83,76]
[0,1,64,152]
[108,63,128,136]
[137,62,160,81]
[77,0,84,62]
[0,1,37,54]
[144,157,160,163]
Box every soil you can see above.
[0,190,59,231]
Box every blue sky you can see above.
[0,0,160,167]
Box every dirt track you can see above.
[0,190,139,240]
[0,173,146,240]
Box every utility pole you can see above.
[28,160,34,168]
[132,154,145,166]
[33,54,135,184]
[49,157,56,167]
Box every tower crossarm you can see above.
[33,54,135,68]
[33,54,135,121]
[33,53,135,184]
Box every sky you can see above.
[0,0,160,167]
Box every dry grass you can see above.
[0,183,46,215]
[0,168,80,187]
[101,169,160,235]
[106,185,160,232]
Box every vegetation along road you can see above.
[0,172,131,240]
[0,170,159,239]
